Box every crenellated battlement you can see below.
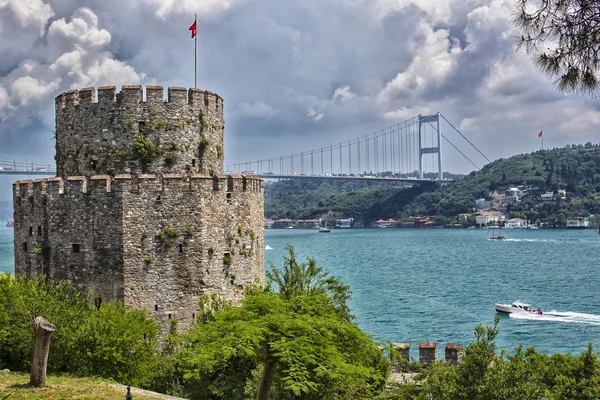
[14,174,263,196]
[55,84,225,178]
[55,85,223,110]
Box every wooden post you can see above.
[30,316,55,387]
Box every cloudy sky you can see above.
[1,0,600,190]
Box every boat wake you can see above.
[265,245,273,250]
[510,310,600,326]
[502,238,554,242]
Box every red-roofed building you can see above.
[273,218,295,229]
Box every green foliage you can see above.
[144,256,153,264]
[134,136,162,171]
[164,152,177,168]
[198,138,211,159]
[216,145,224,159]
[393,316,600,400]
[208,247,214,258]
[223,253,233,266]
[67,302,160,387]
[514,0,600,95]
[32,243,50,260]
[0,274,160,387]
[178,247,389,399]
[164,228,178,238]
[185,227,194,238]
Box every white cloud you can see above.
[11,76,60,107]
[307,107,324,121]
[0,0,54,35]
[0,0,600,176]
[384,106,433,120]
[332,86,355,102]
[147,0,235,19]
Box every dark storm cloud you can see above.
[1,0,600,177]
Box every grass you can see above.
[0,371,176,399]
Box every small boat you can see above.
[488,226,506,240]
[495,301,542,315]
[5,219,14,228]
[318,227,331,233]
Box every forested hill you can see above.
[265,143,600,225]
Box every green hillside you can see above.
[265,143,600,226]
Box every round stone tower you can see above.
[54,85,224,177]
[14,85,264,331]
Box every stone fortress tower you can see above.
[13,85,264,329]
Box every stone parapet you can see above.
[419,342,438,369]
[13,174,263,196]
[391,343,410,372]
[445,343,463,366]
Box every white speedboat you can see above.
[318,227,331,233]
[495,301,542,315]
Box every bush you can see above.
[0,274,160,387]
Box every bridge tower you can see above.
[418,113,443,180]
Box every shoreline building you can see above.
[13,85,264,329]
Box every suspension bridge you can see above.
[0,113,489,181]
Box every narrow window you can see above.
[192,159,196,167]
[226,192,232,204]
[72,244,80,253]
[29,227,33,236]
[154,305,158,311]
[37,226,42,235]
[94,297,103,310]
[178,244,183,253]
[23,242,28,251]
[138,121,146,133]
[192,313,196,320]
[91,160,97,169]
[156,195,161,202]
[168,313,172,320]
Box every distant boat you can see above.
[495,301,542,315]
[319,227,331,233]
[488,226,506,240]
[5,219,13,228]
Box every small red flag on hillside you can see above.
[538,130,543,138]
[189,20,197,38]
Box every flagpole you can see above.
[194,13,197,88]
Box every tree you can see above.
[514,0,600,94]
[180,246,389,399]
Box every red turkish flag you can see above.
[538,130,543,138]
[189,20,197,38]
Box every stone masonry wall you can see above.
[121,173,264,330]
[55,86,224,177]
[14,173,263,331]
[13,177,124,302]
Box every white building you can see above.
[540,192,554,201]
[505,218,528,229]
[475,211,505,226]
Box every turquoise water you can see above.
[264,228,600,357]
[0,226,14,274]
[2,226,599,356]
